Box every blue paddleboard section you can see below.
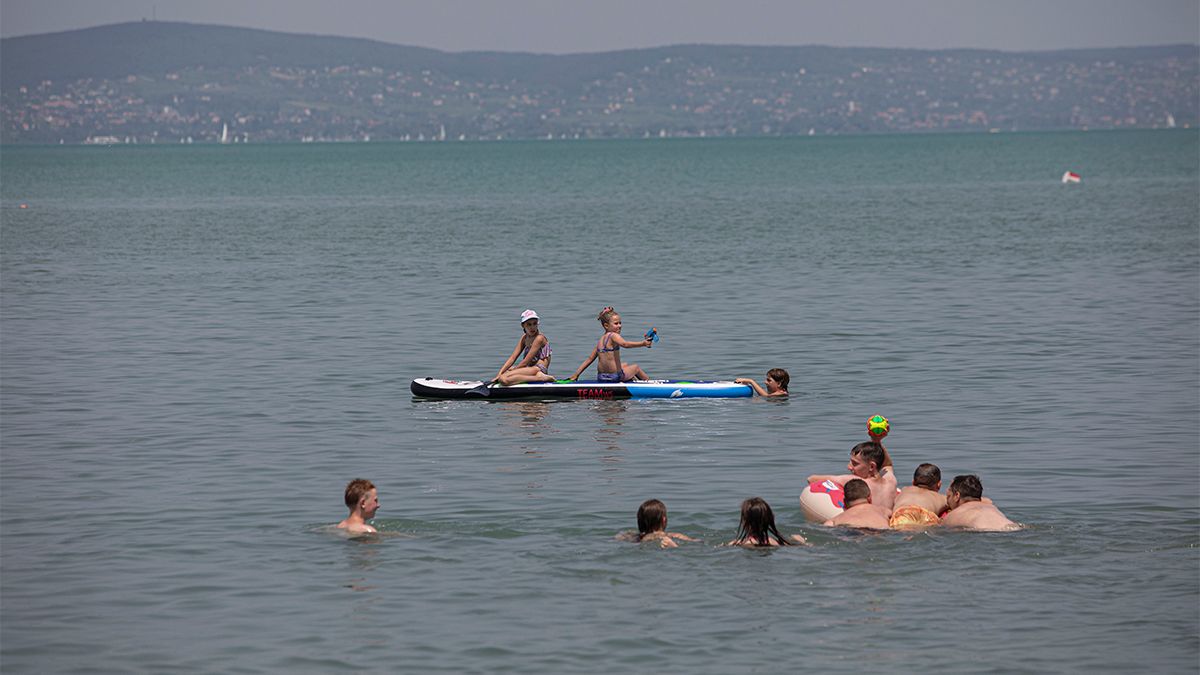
[625,381,752,398]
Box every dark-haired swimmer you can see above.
[824,479,890,529]
[727,497,807,546]
[807,441,898,512]
[616,499,697,548]
[940,475,1019,532]
[337,478,379,535]
[889,463,945,529]
[734,368,789,397]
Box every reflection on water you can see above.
[342,535,383,592]
[500,401,553,456]
[502,401,553,431]
[592,400,629,462]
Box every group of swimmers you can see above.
[616,437,1018,548]
[807,441,1018,533]
[491,306,789,394]
[619,496,809,548]
[335,426,1018,541]
[803,423,1019,533]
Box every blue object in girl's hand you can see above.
[645,327,659,347]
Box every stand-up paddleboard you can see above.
[411,377,752,400]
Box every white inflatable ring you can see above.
[800,479,846,522]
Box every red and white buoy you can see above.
[1061,171,1081,184]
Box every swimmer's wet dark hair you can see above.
[850,441,886,471]
[949,475,983,500]
[913,463,941,489]
[735,497,793,546]
[842,478,871,504]
[344,478,375,509]
[636,499,668,540]
[767,368,789,391]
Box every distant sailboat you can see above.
[220,123,230,144]
[1061,171,1081,184]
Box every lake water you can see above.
[2,131,1197,673]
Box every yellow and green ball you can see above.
[867,415,889,439]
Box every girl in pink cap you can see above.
[493,309,557,385]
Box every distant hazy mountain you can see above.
[2,21,1196,143]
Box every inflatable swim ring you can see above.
[799,480,845,523]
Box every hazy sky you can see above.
[2,0,1197,53]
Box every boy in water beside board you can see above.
[734,368,789,397]
[337,478,380,535]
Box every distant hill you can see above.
[2,21,1196,143]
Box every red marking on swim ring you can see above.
[809,480,845,509]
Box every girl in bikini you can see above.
[493,309,557,385]
[727,497,807,546]
[568,306,652,382]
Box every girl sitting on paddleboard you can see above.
[567,306,652,382]
[493,309,557,385]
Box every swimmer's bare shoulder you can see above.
[894,485,946,513]
[940,502,1019,531]
[337,518,377,535]
[825,504,890,530]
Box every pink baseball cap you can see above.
[519,309,540,323]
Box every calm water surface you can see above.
[2,131,1198,673]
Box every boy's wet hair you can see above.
[949,475,984,500]
[767,368,789,391]
[344,478,375,509]
[597,306,618,325]
[735,497,792,546]
[850,441,886,471]
[636,499,668,539]
[913,463,941,489]
[843,478,871,504]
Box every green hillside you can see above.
[2,22,1196,143]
